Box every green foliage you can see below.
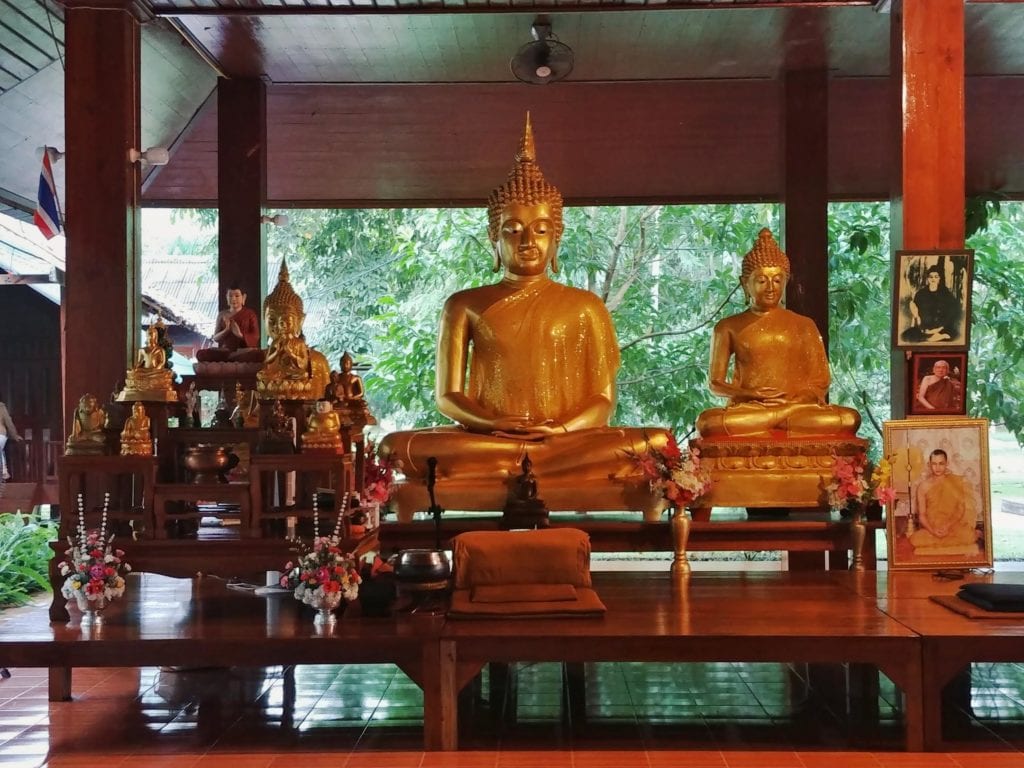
[0,511,57,607]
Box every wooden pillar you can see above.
[889,0,966,417]
[217,77,267,340]
[62,2,143,425]
[781,68,830,350]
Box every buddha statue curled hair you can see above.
[741,228,791,284]
[486,114,564,270]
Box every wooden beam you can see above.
[62,3,142,426]
[217,77,267,336]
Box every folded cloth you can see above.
[472,583,577,604]
[449,587,606,619]
[957,583,1024,612]
[452,528,592,589]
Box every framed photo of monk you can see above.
[908,352,967,416]
[883,417,992,571]
[893,249,973,349]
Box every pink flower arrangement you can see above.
[628,432,712,507]
[363,440,395,505]
[59,493,131,608]
[280,493,360,608]
[826,453,897,514]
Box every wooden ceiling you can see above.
[4,0,1024,215]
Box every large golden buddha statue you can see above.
[256,260,330,400]
[381,115,668,518]
[117,320,177,402]
[695,229,860,440]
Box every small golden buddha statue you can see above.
[117,320,177,402]
[695,228,860,439]
[256,260,331,400]
[302,399,343,452]
[120,402,153,456]
[380,114,668,512]
[328,352,376,427]
[65,393,107,455]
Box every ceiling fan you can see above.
[510,17,574,85]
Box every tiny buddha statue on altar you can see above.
[117,320,178,403]
[256,260,330,400]
[695,228,861,440]
[120,402,153,456]
[503,454,549,529]
[327,352,376,427]
[65,393,107,455]
[301,399,343,453]
[258,398,297,454]
[379,113,669,515]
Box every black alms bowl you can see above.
[389,549,451,583]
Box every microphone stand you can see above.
[426,456,444,552]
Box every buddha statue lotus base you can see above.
[688,435,868,521]
[115,386,178,403]
[389,477,665,524]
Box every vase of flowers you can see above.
[363,440,395,511]
[280,492,361,630]
[629,432,712,513]
[825,452,896,570]
[59,493,131,626]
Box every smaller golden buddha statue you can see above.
[117,320,177,402]
[695,229,860,440]
[65,393,107,455]
[120,402,153,456]
[256,260,331,400]
[302,399,343,452]
[328,352,376,427]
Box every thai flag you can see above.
[33,148,62,240]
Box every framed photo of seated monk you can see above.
[893,249,973,350]
[908,352,967,416]
[883,418,992,571]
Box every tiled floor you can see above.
[2,654,1024,767]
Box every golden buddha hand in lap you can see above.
[380,114,667,488]
[66,393,107,455]
[120,402,153,456]
[117,321,176,402]
[257,260,330,400]
[695,228,860,440]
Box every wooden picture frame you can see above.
[893,249,973,349]
[908,352,967,416]
[883,417,992,571]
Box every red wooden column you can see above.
[217,77,267,336]
[889,0,966,417]
[62,1,143,426]
[781,68,830,350]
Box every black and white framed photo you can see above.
[893,250,973,349]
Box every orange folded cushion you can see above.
[452,528,592,589]
[449,587,607,619]
[472,583,578,603]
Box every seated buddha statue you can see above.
[120,402,153,456]
[695,229,861,440]
[328,352,375,427]
[302,399,343,452]
[65,393,107,455]
[256,260,331,400]
[380,114,668,511]
[117,321,177,402]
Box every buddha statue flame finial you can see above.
[741,228,791,283]
[264,258,304,317]
[486,112,564,252]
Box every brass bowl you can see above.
[184,444,229,484]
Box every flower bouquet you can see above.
[825,452,897,518]
[629,432,712,509]
[59,493,131,621]
[280,493,361,627]
[363,439,395,506]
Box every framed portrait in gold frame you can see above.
[883,418,993,571]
